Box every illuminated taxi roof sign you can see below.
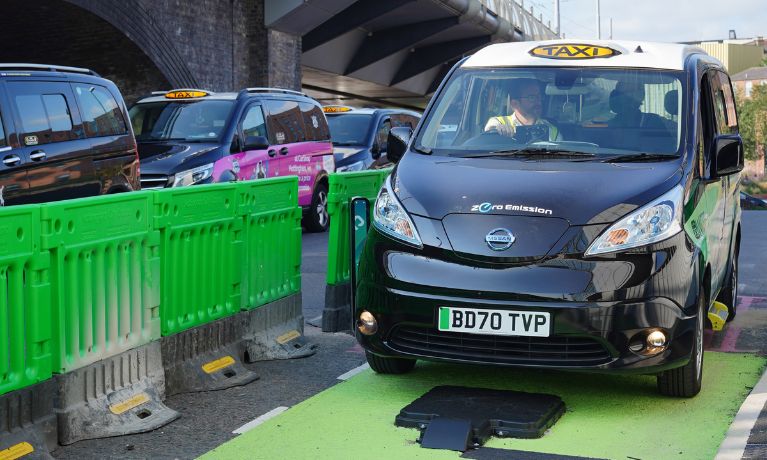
[165,90,209,99]
[530,44,620,60]
[322,105,353,113]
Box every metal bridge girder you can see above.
[391,35,491,85]
[302,0,415,53]
[344,16,460,75]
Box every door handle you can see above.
[279,147,289,155]
[2,155,20,166]
[268,149,276,157]
[30,150,46,161]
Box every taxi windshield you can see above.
[326,114,373,146]
[415,67,686,158]
[129,99,234,142]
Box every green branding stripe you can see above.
[439,307,450,330]
[684,183,720,260]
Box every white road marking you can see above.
[232,406,289,435]
[337,363,370,381]
[716,366,767,459]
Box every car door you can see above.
[0,84,30,206]
[7,80,98,202]
[233,102,271,181]
[714,71,740,256]
[705,70,730,286]
[71,82,136,192]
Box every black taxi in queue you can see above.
[353,41,744,397]
[322,105,420,172]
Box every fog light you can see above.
[645,330,667,355]
[357,311,378,336]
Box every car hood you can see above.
[333,146,367,161]
[395,152,683,226]
[137,142,222,175]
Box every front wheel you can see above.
[657,295,704,397]
[365,351,416,374]
[303,183,329,233]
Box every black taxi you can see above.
[353,41,743,397]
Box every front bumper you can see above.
[355,227,700,374]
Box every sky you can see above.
[523,0,766,42]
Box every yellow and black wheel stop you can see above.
[708,301,729,331]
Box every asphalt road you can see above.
[52,212,767,459]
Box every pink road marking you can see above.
[714,296,757,352]
[346,343,365,354]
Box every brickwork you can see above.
[0,0,301,104]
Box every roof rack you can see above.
[238,87,307,98]
[0,63,99,76]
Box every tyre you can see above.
[365,351,416,374]
[717,250,739,322]
[303,182,329,233]
[657,294,704,397]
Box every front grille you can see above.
[140,174,170,189]
[388,325,612,366]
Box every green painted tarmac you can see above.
[202,352,765,460]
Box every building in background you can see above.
[732,66,767,98]
[684,37,764,74]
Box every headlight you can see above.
[586,185,683,256]
[337,161,365,172]
[172,163,215,187]
[373,175,422,247]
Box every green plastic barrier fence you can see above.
[0,206,52,395]
[153,183,243,336]
[237,177,302,310]
[40,192,160,373]
[326,169,391,286]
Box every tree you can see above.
[737,84,767,161]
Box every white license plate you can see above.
[437,307,550,337]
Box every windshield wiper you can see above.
[603,153,679,163]
[463,147,595,159]
[413,145,432,155]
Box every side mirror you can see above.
[370,142,388,160]
[711,134,744,178]
[244,135,269,151]
[386,127,412,164]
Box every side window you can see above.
[699,72,716,176]
[717,71,738,134]
[375,119,392,150]
[299,102,330,141]
[73,84,128,137]
[0,111,7,149]
[240,105,267,139]
[13,92,76,145]
[264,99,306,144]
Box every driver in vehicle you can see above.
[483,78,562,141]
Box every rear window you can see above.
[73,84,127,137]
[264,99,306,144]
[299,102,330,141]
